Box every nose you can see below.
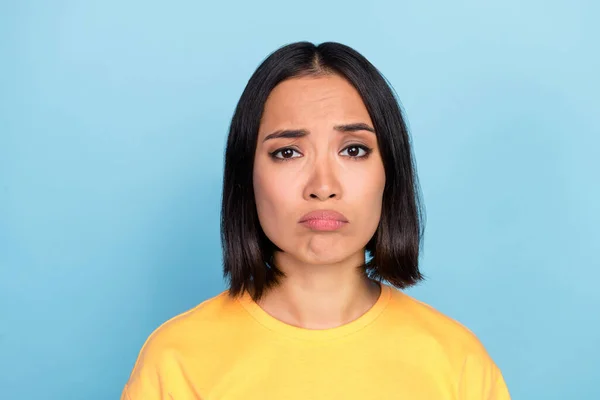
[303,156,342,201]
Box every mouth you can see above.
[298,210,349,231]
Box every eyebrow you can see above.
[262,122,376,142]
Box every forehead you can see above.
[259,74,372,129]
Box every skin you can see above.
[253,73,386,329]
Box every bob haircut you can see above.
[221,41,425,301]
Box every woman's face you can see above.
[253,74,386,266]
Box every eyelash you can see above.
[269,144,373,162]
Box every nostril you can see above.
[309,193,337,200]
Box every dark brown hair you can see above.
[221,41,425,301]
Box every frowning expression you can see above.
[253,74,386,265]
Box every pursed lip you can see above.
[298,209,349,223]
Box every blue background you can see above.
[1,1,598,398]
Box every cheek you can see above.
[372,166,386,216]
[346,163,385,201]
[254,164,280,207]
[253,162,293,231]
[345,163,386,230]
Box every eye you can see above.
[269,144,372,162]
[340,145,372,158]
[270,147,303,161]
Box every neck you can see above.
[256,250,382,330]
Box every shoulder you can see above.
[388,288,491,357]
[123,289,245,396]
[122,289,240,397]
[135,289,238,357]
[125,289,239,376]
[387,288,510,397]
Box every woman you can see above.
[121,41,511,399]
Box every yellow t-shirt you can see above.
[121,283,510,399]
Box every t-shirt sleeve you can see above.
[121,381,161,400]
[120,343,165,400]
[458,352,511,400]
[120,385,132,400]
[488,371,511,400]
